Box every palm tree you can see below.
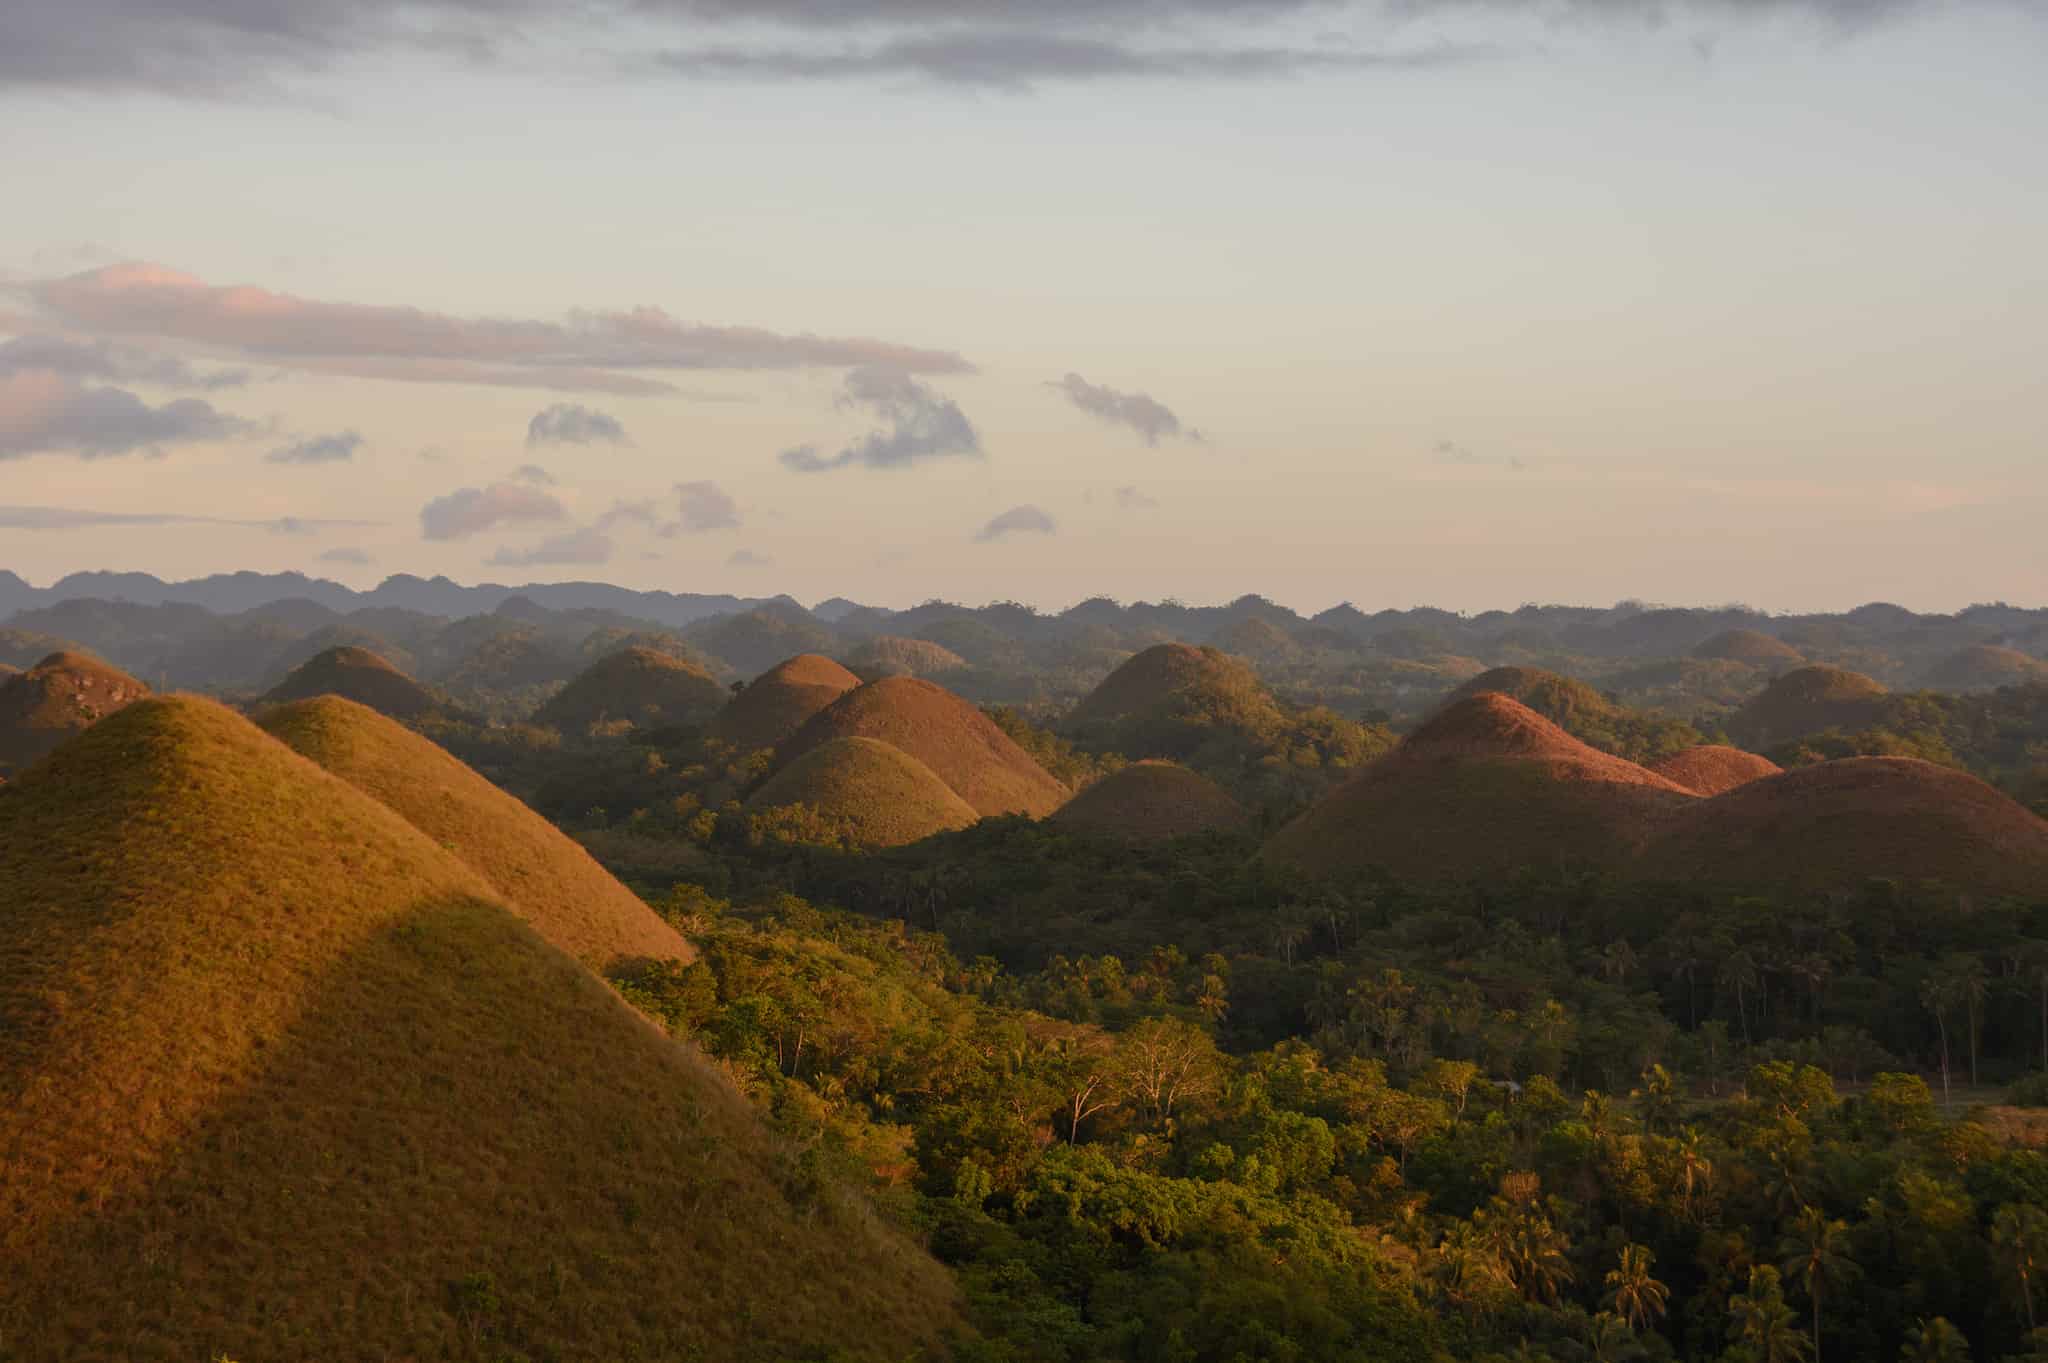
[1603,1243,1670,1333]
[1676,1125,1715,1225]
[1780,1206,1857,1363]
[1994,1204,2048,1334]
[1580,1312,1647,1362]
[1920,971,1959,1110]
[1721,951,1760,1045]
[1730,1265,1810,1363]
[1899,1315,1970,1363]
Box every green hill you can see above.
[845,634,971,679]
[747,735,979,846]
[536,645,728,736]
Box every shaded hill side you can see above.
[710,653,862,751]
[844,634,970,679]
[1067,643,1280,732]
[259,696,693,970]
[1649,745,1785,797]
[1053,761,1251,840]
[0,650,149,775]
[0,628,86,669]
[1922,644,2048,691]
[1641,757,2048,897]
[1727,664,1889,746]
[1262,693,1696,882]
[747,736,979,847]
[1442,666,1704,764]
[536,645,728,736]
[1692,628,1803,663]
[781,676,1070,818]
[259,644,450,722]
[0,697,959,1360]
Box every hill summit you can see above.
[747,735,979,846]
[1053,761,1250,840]
[1649,745,1784,796]
[0,649,149,775]
[537,645,728,736]
[1727,664,1889,746]
[260,643,449,721]
[710,653,862,750]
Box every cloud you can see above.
[0,333,250,389]
[975,504,1057,542]
[319,546,374,565]
[670,480,742,532]
[0,504,376,532]
[265,429,363,465]
[487,526,615,566]
[419,481,569,540]
[727,548,774,568]
[1051,373,1201,446]
[780,366,982,473]
[1115,485,1160,510]
[514,463,557,485]
[27,263,974,394]
[1431,439,1529,472]
[595,497,661,529]
[527,402,630,446]
[0,370,250,459]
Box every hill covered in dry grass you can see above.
[1692,627,1803,664]
[537,645,728,736]
[1052,760,1250,840]
[1727,664,1890,746]
[710,652,861,751]
[0,696,959,1360]
[260,643,450,721]
[1649,745,1784,796]
[845,634,970,679]
[0,650,148,775]
[748,735,979,846]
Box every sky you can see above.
[2,0,2044,614]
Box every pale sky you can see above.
[2,0,2043,613]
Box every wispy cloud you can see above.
[669,480,742,533]
[1114,485,1160,511]
[527,402,629,446]
[0,504,377,533]
[418,481,569,540]
[0,333,249,390]
[1050,372,1202,447]
[0,370,250,460]
[514,463,557,485]
[265,429,363,465]
[1431,439,1529,472]
[727,548,773,568]
[319,546,374,565]
[781,366,982,473]
[975,504,1056,542]
[488,526,615,566]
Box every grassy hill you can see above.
[1442,665,1703,764]
[1052,760,1250,840]
[845,634,970,679]
[259,695,694,970]
[0,696,960,1360]
[1727,664,1890,746]
[1648,744,1784,796]
[1692,627,1803,664]
[260,644,450,721]
[747,735,979,846]
[536,645,728,737]
[0,650,149,775]
[0,628,81,669]
[1922,644,2048,691]
[711,653,862,751]
[1066,643,1285,745]
[782,676,1070,818]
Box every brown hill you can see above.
[1727,665,1889,746]
[747,736,979,846]
[0,628,77,669]
[0,697,958,1360]
[536,645,727,736]
[1922,644,2048,691]
[1642,757,2048,897]
[1446,666,1616,729]
[781,676,1069,818]
[1262,693,1696,882]
[710,653,862,751]
[1053,761,1251,840]
[1064,642,1291,762]
[1692,628,1803,664]
[259,695,693,970]
[845,634,970,679]
[260,644,448,721]
[1070,643,1269,726]
[0,650,149,775]
[1649,745,1785,797]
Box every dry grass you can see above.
[748,735,980,846]
[1729,664,1889,746]
[1924,644,2048,690]
[845,635,970,679]
[1692,628,1803,663]
[259,695,694,970]
[1649,745,1784,796]
[782,675,1070,818]
[0,696,961,1360]
[1067,642,1275,729]
[1444,667,1619,727]
[260,644,447,721]
[1262,693,1697,882]
[1053,760,1250,840]
[710,653,862,750]
[0,650,148,775]
[535,644,728,736]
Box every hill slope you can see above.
[845,634,971,678]
[1053,761,1251,840]
[747,735,979,846]
[1922,644,2048,691]
[259,695,693,969]
[260,644,448,721]
[1263,693,1696,882]
[711,653,862,750]
[536,645,728,735]
[0,697,958,1360]
[1727,664,1889,746]
[1064,642,1292,761]
[782,676,1070,817]
[1649,745,1785,797]
[1692,628,1803,664]
[0,650,149,775]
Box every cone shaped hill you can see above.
[780,675,1069,818]
[258,695,693,970]
[259,644,455,722]
[0,697,958,1359]
[1262,693,1698,882]
[710,652,861,751]
[747,735,979,847]
[536,645,728,736]
[1441,666,1704,765]
[1921,644,2048,691]
[845,634,970,679]
[1649,745,1785,796]
[1053,761,1250,841]
[0,650,148,775]
[1727,664,1889,746]
[1065,644,1286,757]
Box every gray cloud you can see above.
[1431,439,1529,471]
[265,429,363,465]
[0,504,376,532]
[319,546,374,565]
[0,333,250,389]
[419,481,569,540]
[975,504,1056,542]
[595,497,661,529]
[780,366,982,473]
[514,463,557,485]
[1051,373,1200,446]
[527,402,630,446]
[0,371,251,459]
[1114,484,1160,510]
[487,526,616,566]
[669,480,742,532]
[727,548,774,568]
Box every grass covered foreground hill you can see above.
[1052,760,1250,840]
[710,652,861,751]
[258,695,694,970]
[259,643,453,722]
[0,650,149,775]
[536,644,728,736]
[746,734,979,847]
[0,697,959,1360]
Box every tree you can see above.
[1603,1243,1670,1333]
[1921,971,1959,1110]
[1729,1265,1810,1363]
[1994,1203,2048,1334]
[1780,1206,1857,1363]
[1899,1316,1970,1363]
[1114,1016,1223,1131]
